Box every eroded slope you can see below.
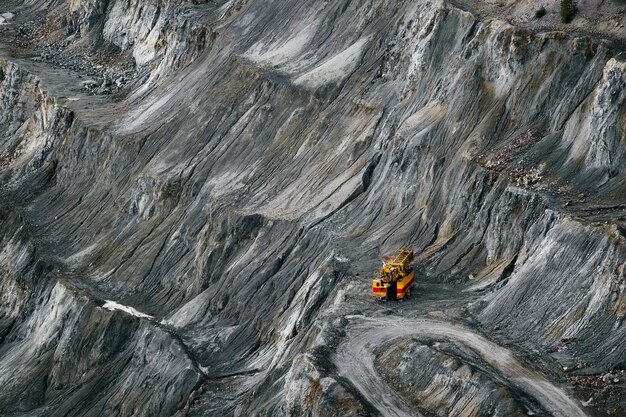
[0,0,625,416]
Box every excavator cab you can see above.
[372,277,397,301]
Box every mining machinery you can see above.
[372,248,414,301]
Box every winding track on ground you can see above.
[334,315,588,417]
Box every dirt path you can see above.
[334,315,588,417]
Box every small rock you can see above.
[81,79,99,90]
[581,397,593,407]
[602,373,615,382]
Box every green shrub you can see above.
[560,0,576,23]
[535,6,547,18]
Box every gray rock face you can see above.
[0,0,625,416]
[376,338,535,416]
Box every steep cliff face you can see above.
[0,0,625,416]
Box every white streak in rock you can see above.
[294,37,370,88]
[103,300,153,319]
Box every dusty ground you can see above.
[462,0,626,43]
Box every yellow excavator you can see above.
[372,248,414,301]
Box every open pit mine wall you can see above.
[0,0,625,415]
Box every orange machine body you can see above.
[372,248,414,301]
